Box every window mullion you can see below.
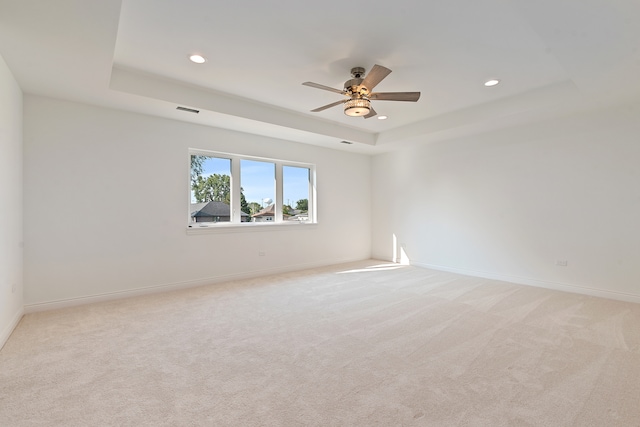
[275,162,283,223]
[309,167,316,223]
[231,157,241,224]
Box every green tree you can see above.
[247,202,262,215]
[296,199,308,211]
[240,192,249,215]
[283,204,293,215]
[192,174,231,203]
[190,155,207,185]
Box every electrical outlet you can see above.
[555,260,568,266]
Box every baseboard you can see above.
[412,261,640,304]
[0,308,24,351]
[24,256,369,313]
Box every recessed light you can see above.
[189,54,206,64]
[484,79,500,87]
[377,115,388,120]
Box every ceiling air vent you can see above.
[176,106,200,114]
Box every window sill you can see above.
[186,221,318,235]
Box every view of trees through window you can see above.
[190,153,312,225]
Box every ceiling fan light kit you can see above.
[344,98,371,116]
[302,64,420,119]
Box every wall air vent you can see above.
[176,106,200,114]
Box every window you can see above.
[190,156,234,223]
[189,150,315,227]
[283,165,310,222]
[241,159,275,223]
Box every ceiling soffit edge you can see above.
[109,66,377,146]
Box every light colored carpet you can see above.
[1,260,640,426]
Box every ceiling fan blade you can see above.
[302,81,347,95]
[311,99,346,112]
[363,106,377,119]
[370,92,421,102]
[361,64,392,92]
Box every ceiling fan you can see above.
[302,64,420,119]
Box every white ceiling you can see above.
[2,0,640,153]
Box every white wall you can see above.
[23,96,371,309]
[0,54,24,348]
[372,103,640,302]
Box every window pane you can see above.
[190,155,233,224]
[241,159,275,223]
[283,165,310,222]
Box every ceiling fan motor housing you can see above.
[346,67,370,95]
[344,78,366,95]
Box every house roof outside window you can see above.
[251,203,291,219]
[190,201,248,218]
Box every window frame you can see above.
[188,149,317,231]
